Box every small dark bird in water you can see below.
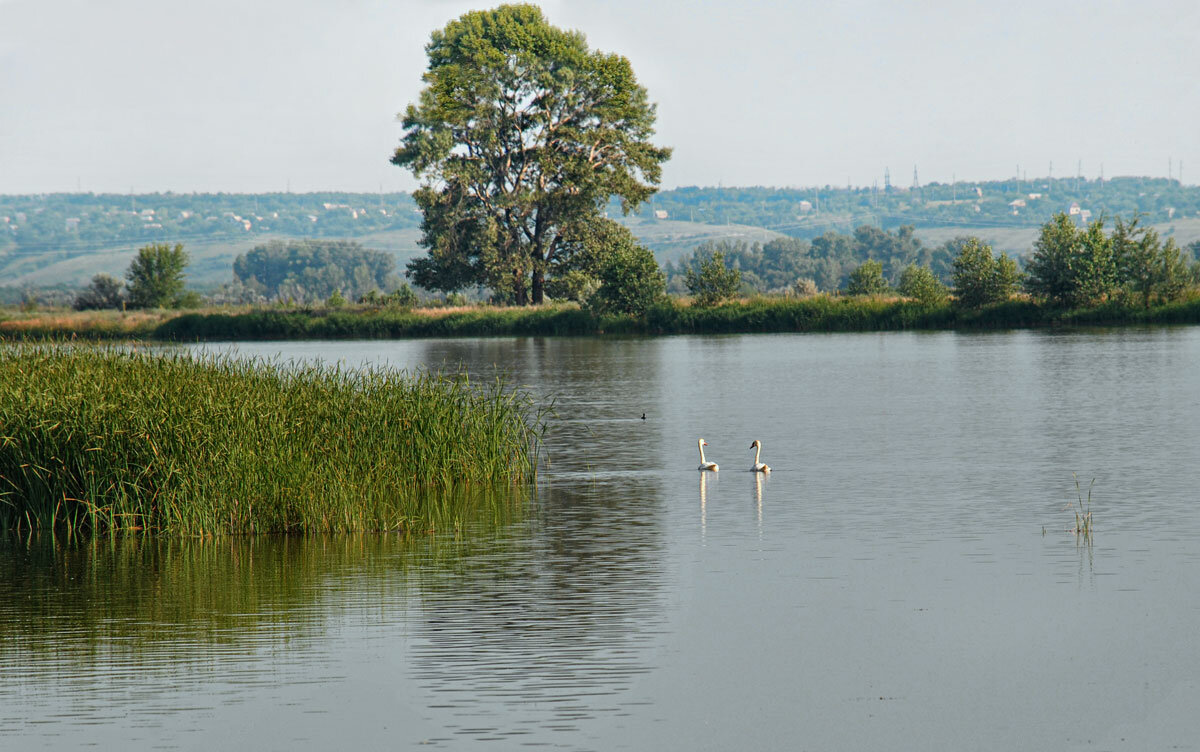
[641,413,646,420]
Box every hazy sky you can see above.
[1,0,1196,194]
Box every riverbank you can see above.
[5,296,1200,341]
[0,345,542,535]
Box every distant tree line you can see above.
[229,239,401,304]
[664,225,955,295]
[665,213,1200,310]
[56,212,1200,316]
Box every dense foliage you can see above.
[685,251,742,306]
[544,218,648,304]
[665,225,954,294]
[231,239,399,303]
[897,264,948,304]
[392,4,670,305]
[1112,216,1192,307]
[589,243,665,316]
[846,260,890,296]
[951,238,1023,307]
[73,273,124,310]
[1023,212,1194,307]
[72,243,192,310]
[126,242,190,308]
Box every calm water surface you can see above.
[4,329,1200,750]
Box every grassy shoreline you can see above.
[6,296,1200,341]
[1,345,542,535]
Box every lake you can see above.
[4,328,1200,750]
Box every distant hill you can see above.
[0,192,784,288]
[636,177,1200,238]
[4,179,1199,290]
[911,217,1200,257]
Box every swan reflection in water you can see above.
[754,471,764,534]
[697,468,767,537]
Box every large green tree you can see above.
[126,243,189,309]
[393,4,670,305]
[951,237,1021,307]
[1112,215,1191,307]
[1024,213,1117,306]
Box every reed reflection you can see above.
[410,336,668,478]
[407,479,668,741]
[0,534,350,732]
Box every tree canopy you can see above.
[846,260,890,296]
[663,225,956,295]
[393,4,670,304]
[1024,213,1116,306]
[951,237,1022,307]
[126,243,189,309]
[685,251,742,306]
[232,239,397,303]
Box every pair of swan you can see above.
[697,438,771,473]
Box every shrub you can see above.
[792,277,819,297]
[952,237,1022,307]
[74,274,125,311]
[590,244,665,316]
[685,250,742,306]
[897,264,948,304]
[387,283,419,309]
[846,260,889,296]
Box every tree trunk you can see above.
[513,267,528,306]
[531,268,544,305]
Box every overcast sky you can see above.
[1,0,1196,194]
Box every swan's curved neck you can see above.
[753,443,762,465]
[698,440,707,464]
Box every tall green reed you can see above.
[0,344,543,535]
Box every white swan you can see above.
[749,440,771,473]
[697,438,719,471]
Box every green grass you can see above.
[0,345,543,535]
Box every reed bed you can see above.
[0,344,543,535]
[0,310,165,340]
[7,295,1200,343]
